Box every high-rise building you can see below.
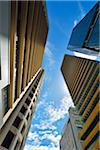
[60,107,82,150]
[67,2,99,55]
[61,54,99,150]
[0,1,48,150]
[60,2,99,150]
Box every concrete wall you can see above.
[60,108,83,150]
[0,69,44,150]
[60,120,77,150]
[0,1,11,127]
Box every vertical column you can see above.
[21,1,35,91]
[9,1,17,108]
[30,2,42,78]
[32,5,48,77]
[16,1,27,98]
[27,2,40,84]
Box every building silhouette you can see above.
[0,1,48,150]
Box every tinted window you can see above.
[2,131,14,149]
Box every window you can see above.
[33,99,35,102]
[83,89,99,122]
[35,93,38,97]
[81,113,99,140]
[67,2,98,51]
[25,98,31,106]
[2,85,9,115]
[30,105,32,110]
[34,84,37,89]
[29,92,33,99]
[20,106,27,115]
[75,62,92,104]
[77,63,98,110]
[1,131,14,149]
[32,88,35,93]
[13,116,22,128]
[14,140,19,150]
[87,16,99,50]
[85,131,99,149]
[21,124,25,134]
[26,113,30,121]
[75,119,81,125]
[77,126,82,130]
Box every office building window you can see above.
[13,116,22,128]
[14,140,19,150]
[81,113,99,140]
[30,105,33,110]
[1,131,14,149]
[34,84,37,89]
[2,85,9,115]
[21,124,25,134]
[25,98,31,106]
[20,106,27,115]
[33,98,35,103]
[85,131,99,149]
[87,16,99,49]
[32,88,35,93]
[26,113,30,121]
[29,92,33,99]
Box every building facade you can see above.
[60,107,82,150]
[68,2,99,55]
[61,55,99,150]
[60,2,99,150]
[0,1,48,150]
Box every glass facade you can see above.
[87,16,99,50]
[2,85,9,115]
[67,2,99,54]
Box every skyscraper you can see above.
[60,2,99,150]
[68,2,99,55]
[60,107,82,150]
[61,55,99,149]
[0,1,48,150]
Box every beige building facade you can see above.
[0,1,48,150]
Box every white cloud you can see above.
[38,130,52,135]
[27,132,41,146]
[33,94,74,131]
[24,130,61,150]
[24,145,49,150]
[44,41,55,68]
[55,21,67,38]
[47,96,74,123]
[24,145,33,150]
[24,94,74,150]
[73,19,78,27]
[55,72,70,96]
[73,2,86,28]
[42,91,48,99]
[24,39,74,150]
[34,122,57,131]
[41,133,61,144]
[77,1,86,19]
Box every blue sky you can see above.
[24,1,97,150]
